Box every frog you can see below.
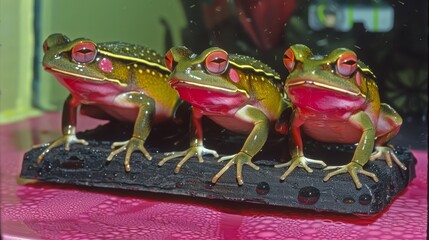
[37,33,184,172]
[275,44,405,189]
[158,46,290,185]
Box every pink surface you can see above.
[1,113,427,239]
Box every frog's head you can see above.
[42,34,128,100]
[164,46,249,113]
[43,33,127,88]
[283,44,375,111]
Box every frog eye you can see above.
[43,33,70,53]
[283,48,295,72]
[43,41,50,53]
[164,50,176,71]
[72,42,97,64]
[336,52,357,77]
[205,50,228,74]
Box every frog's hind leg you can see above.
[370,103,406,170]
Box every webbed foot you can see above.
[275,156,327,181]
[36,134,88,164]
[323,162,379,189]
[107,137,152,172]
[158,146,219,173]
[370,146,406,170]
[211,152,260,185]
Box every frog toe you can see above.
[278,164,299,181]
[217,154,235,162]
[212,159,235,184]
[212,152,258,185]
[37,144,59,164]
[159,150,187,164]
[65,138,88,151]
[276,156,325,181]
[306,158,327,168]
[36,134,87,164]
[371,146,407,170]
[36,151,48,164]
[174,151,196,173]
[106,146,126,161]
[323,166,351,184]
[111,140,128,149]
[107,137,150,171]
[323,163,379,189]
[159,146,218,172]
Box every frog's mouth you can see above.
[286,79,365,98]
[169,78,249,112]
[169,79,245,95]
[44,67,127,87]
[286,78,367,112]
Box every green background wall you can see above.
[0,0,187,123]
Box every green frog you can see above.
[38,33,183,171]
[158,46,290,185]
[276,44,405,189]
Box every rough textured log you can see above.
[20,121,416,215]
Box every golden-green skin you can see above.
[38,33,182,171]
[276,44,404,189]
[159,46,290,185]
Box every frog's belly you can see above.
[302,119,362,144]
[207,115,254,134]
[81,104,170,123]
[80,104,139,122]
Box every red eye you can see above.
[205,50,228,74]
[164,50,176,71]
[72,42,97,64]
[336,52,357,77]
[283,48,295,72]
[43,40,50,53]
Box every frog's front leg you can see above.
[158,108,219,173]
[323,111,379,189]
[370,103,406,170]
[275,109,327,180]
[107,92,154,172]
[36,94,88,164]
[211,106,270,185]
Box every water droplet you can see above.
[346,145,355,151]
[61,156,84,169]
[359,193,372,205]
[175,182,184,188]
[256,182,270,195]
[387,184,396,196]
[343,197,355,204]
[44,162,53,172]
[298,186,320,205]
[395,147,404,155]
[204,181,214,189]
